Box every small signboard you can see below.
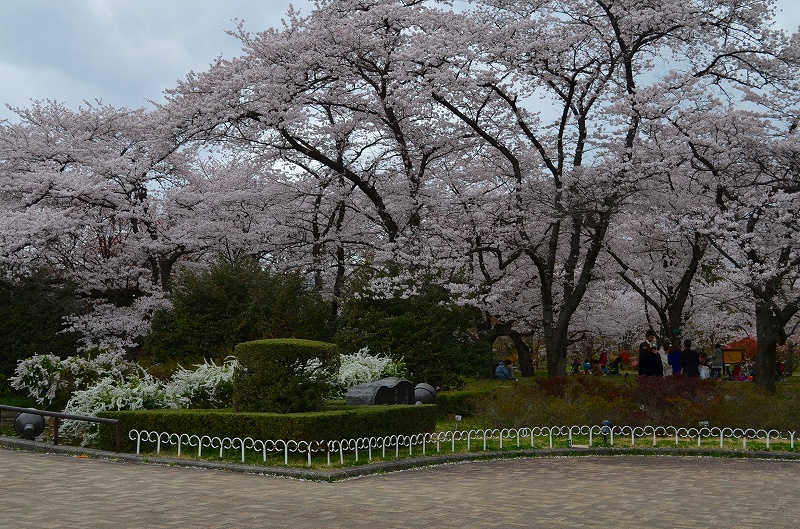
[722,348,744,364]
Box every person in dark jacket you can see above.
[638,329,663,376]
[681,339,700,377]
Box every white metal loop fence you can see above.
[128,425,798,467]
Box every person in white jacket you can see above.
[659,340,673,376]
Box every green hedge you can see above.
[233,338,339,413]
[96,405,437,452]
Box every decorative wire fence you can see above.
[128,425,800,468]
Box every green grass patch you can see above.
[127,428,799,471]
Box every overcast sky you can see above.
[1,0,798,123]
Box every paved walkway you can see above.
[2,447,799,528]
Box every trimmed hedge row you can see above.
[96,405,437,452]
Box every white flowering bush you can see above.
[10,351,240,445]
[164,357,238,409]
[12,348,407,444]
[62,351,145,389]
[9,351,144,405]
[57,358,239,445]
[60,374,172,445]
[329,348,408,399]
[8,353,65,404]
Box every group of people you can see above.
[638,329,723,378]
[495,359,516,380]
[570,351,620,376]
[494,330,757,381]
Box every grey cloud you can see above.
[0,0,313,120]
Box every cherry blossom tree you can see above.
[699,117,800,392]
[604,183,715,347]
[157,0,797,378]
[0,102,194,351]
[412,0,790,376]
[163,0,463,245]
[2,0,796,379]
[637,56,800,391]
[160,1,485,334]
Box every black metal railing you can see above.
[0,404,120,452]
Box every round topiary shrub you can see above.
[233,338,339,413]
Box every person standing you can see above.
[667,343,682,376]
[681,339,701,377]
[599,350,608,373]
[710,343,724,379]
[638,330,663,377]
[660,341,672,376]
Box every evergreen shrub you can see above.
[142,258,334,364]
[335,267,495,389]
[0,270,85,391]
[233,339,339,413]
[96,405,437,452]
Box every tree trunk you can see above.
[544,325,568,378]
[149,253,182,293]
[754,301,779,394]
[509,333,534,377]
[666,305,684,346]
[330,244,345,325]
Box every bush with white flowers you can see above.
[64,374,172,417]
[329,348,408,398]
[164,357,238,409]
[10,348,405,445]
[58,357,239,445]
[60,373,172,444]
[8,353,65,404]
[9,351,144,405]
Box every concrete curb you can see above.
[3,434,799,481]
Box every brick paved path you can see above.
[2,448,798,528]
